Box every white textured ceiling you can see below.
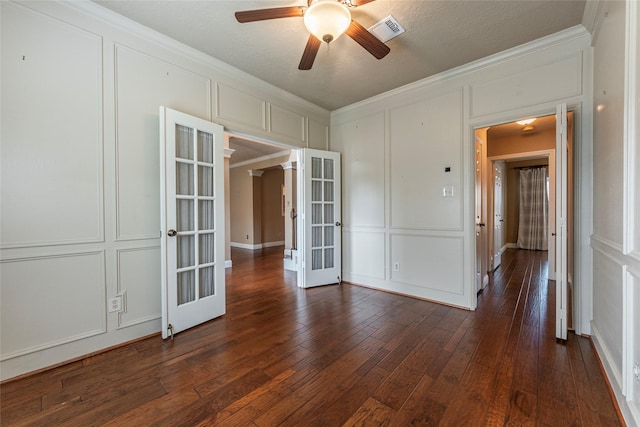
[94,0,586,111]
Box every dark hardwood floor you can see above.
[1,247,621,426]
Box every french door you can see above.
[160,107,225,339]
[493,161,504,269]
[555,103,569,340]
[298,149,342,288]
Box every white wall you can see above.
[0,1,329,381]
[590,0,640,424]
[332,26,592,313]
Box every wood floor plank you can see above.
[342,397,396,427]
[0,247,622,426]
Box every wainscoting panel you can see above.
[116,247,161,329]
[0,252,106,361]
[215,82,266,131]
[592,243,624,388]
[389,90,463,230]
[0,2,103,248]
[307,117,329,150]
[331,112,386,229]
[389,234,464,294]
[470,52,582,118]
[269,104,305,145]
[628,266,640,420]
[343,230,385,280]
[114,44,211,241]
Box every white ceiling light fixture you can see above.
[516,118,536,126]
[304,0,352,44]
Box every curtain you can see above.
[517,167,548,250]
[176,125,195,304]
[197,130,215,299]
[175,126,217,304]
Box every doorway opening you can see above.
[474,111,575,331]
[226,132,298,282]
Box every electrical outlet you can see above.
[108,296,122,313]
[634,361,640,384]
[393,262,400,271]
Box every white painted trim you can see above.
[230,241,285,250]
[65,1,329,117]
[332,26,590,116]
[505,242,518,249]
[225,260,232,268]
[623,0,638,255]
[622,265,631,398]
[591,234,640,276]
[230,150,292,169]
[224,148,235,158]
[591,322,623,393]
[487,149,554,162]
[582,0,607,45]
[592,323,636,425]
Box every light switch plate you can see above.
[442,186,454,197]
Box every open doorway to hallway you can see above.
[226,134,298,280]
[475,112,575,330]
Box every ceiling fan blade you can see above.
[299,35,321,70]
[235,6,304,23]
[349,0,376,6]
[345,20,390,59]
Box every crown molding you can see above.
[61,0,329,117]
[332,25,591,116]
[582,0,608,46]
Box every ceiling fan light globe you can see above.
[304,0,351,43]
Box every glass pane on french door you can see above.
[175,124,216,305]
[310,157,335,270]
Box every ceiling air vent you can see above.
[368,15,405,43]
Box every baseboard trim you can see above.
[230,241,285,250]
[589,334,630,426]
[591,323,636,425]
[0,332,161,385]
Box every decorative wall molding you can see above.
[66,0,329,116]
[623,0,638,255]
[0,251,107,361]
[332,26,590,116]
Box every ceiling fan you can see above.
[235,0,390,70]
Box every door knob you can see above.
[335,221,342,227]
[168,229,177,237]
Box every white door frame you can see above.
[470,103,583,331]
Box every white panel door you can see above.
[475,139,486,292]
[555,103,568,340]
[298,149,342,288]
[160,107,225,339]
[493,161,504,269]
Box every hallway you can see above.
[0,248,621,425]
